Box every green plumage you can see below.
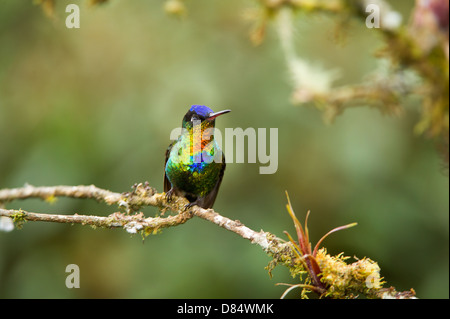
[164,105,230,208]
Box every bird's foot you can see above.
[165,189,175,203]
[184,202,198,210]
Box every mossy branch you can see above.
[0,183,416,299]
[251,0,449,163]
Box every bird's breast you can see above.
[165,138,224,196]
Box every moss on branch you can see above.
[0,183,416,299]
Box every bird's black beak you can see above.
[207,109,231,120]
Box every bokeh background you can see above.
[0,0,448,298]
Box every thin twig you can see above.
[0,208,194,233]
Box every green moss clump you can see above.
[315,248,384,298]
[10,209,27,229]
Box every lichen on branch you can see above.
[0,183,416,299]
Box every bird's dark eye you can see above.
[191,115,200,122]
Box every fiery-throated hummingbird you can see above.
[164,105,231,208]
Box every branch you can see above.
[0,208,194,234]
[0,184,152,207]
[0,184,289,254]
[0,183,416,299]
[262,0,448,155]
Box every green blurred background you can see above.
[0,0,448,298]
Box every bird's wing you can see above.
[198,153,226,209]
[163,142,174,193]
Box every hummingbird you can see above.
[164,105,231,209]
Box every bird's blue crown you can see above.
[190,105,213,117]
